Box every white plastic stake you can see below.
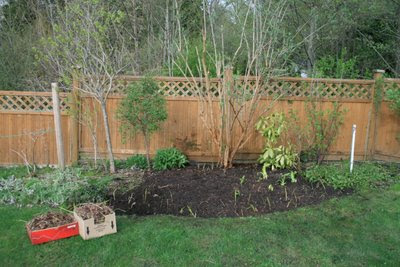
[350,124,357,173]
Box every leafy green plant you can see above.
[172,37,217,77]
[240,175,246,185]
[113,159,127,169]
[126,155,149,169]
[314,49,359,79]
[0,168,111,207]
[153,148,188,171]
[117,77,167,168]
[386,85,400,142]
[256,113,298,178]
[0,166,29,179]
[304,161,395,190]
[386,87,400,116]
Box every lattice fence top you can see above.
[111,76,374,100]
[0,92,70,112]
[264,78,373,99]
[0,76,386,112]
[111,77,221,97]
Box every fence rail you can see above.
[0,74,399,166]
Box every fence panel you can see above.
[1,75,399,165]
[0,91,73,166]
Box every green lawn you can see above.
[1,184,399,266]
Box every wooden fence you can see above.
[0,73,399,166]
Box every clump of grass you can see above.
[126,155,149,169]
[304,161,399,190]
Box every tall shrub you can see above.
[288,100,347,164]
[117,77,167,168]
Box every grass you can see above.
[1,183,400,266]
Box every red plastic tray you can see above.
[26,221,79,245]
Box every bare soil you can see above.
[110,164,352,218]
[27,212,75,231]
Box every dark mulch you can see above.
[27,212,75,231]
[110,165,352,218]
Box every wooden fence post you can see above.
[52,83,65,170]
[70,76,80,164]
[365,69,385,160]
[222,67,234,167]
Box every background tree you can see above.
[2,0,400,88]
[116,77,167,168]
[174,0,295,168]
[35,0,133,173]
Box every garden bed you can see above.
[110,164,352,217]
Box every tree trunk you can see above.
[396,10,400,77]
[91,133,98,169]
[143,131,151,169]
[100,101,115,173]
[307,7,317,73]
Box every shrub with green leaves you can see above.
[386,86,400,142]
[304,161,395,190]
[126,155,149,169]
[113,159,127,169]
[305,101,346,164]
[386,87,400,116]
[287,101,346,164]
[314,49,359,79]
[153,148,188,171]
[117,77,167,169]
[256,113,298,178]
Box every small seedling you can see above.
[268,184,274,191]
[288,171,297,183]
[257,172,267,182]
[279,171,297,186]
[234,189,241,204]
[240,175,246,185]
[248,204,258,212]
[187,206,197,218]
